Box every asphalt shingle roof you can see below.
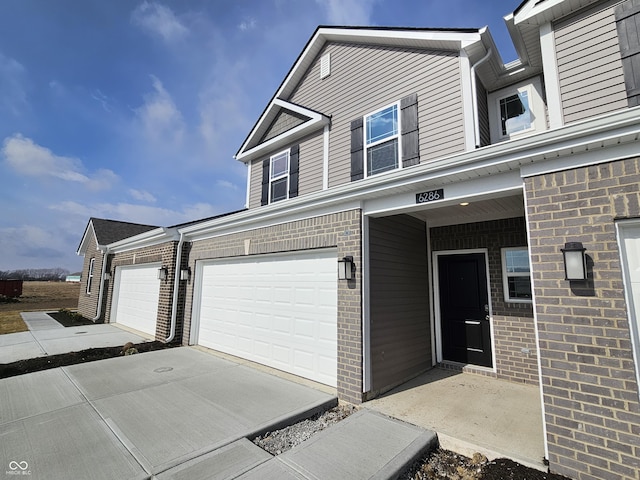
[90,218,159,245]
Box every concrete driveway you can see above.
[0,347,338,479]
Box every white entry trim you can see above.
[432,249,496,371]
[616,219,640,400]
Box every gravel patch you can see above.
[252,404,357,455]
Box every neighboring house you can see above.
[76,1,640,478]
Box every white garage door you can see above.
[112,264,161,337]
[194,249,338,386]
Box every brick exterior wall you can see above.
[430,217,539,385]
[525,158,640,480]
[102,241,180,342]
[77,226,105,320]
[183,210,364,403]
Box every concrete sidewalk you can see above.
[0,347,436,480]
[0,312,149,364]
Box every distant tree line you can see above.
[0,268,71,281]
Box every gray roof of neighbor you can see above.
[90,218,159,245]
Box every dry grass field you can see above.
[0,281,80,334]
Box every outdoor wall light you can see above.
[157,266,168,281]
[561,242,587,281]
[103,272,111,281]
[337,256,355,281]
[180,267,191,281]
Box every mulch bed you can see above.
[0,341,175,379]
[47,310,96,327]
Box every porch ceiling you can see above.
[408,193,525,227]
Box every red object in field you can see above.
[0,280,23,298]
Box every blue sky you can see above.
[0,0,522,272]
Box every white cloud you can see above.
[129,188,157,203]
[0,225,69,268]
[2,134,118,191]
[315,0,378,24]
[216,179,239,190]
[136,76,185,146]
[131,1,188,43]
[49,200,222,227]
[0,52,28,116]
[238,18,256,31]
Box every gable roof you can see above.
[235,26,485,162]
[76,218,159,255]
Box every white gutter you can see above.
[470,48,492,148]
[166,232,185,343]
[92,247,110,322]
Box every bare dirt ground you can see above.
[0,281,80,334]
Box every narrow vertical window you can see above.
[269,150,290,203]
[499,91,531,136]
[501,247,532,302]
[364,103,400,176]
[86,257,95,294]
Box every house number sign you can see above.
[415,189,444,204]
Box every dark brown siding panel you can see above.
[261,159,269,206]
[616,0,640,106]
[401,93,420,168]
[288,144,299,198]
[476,76,490,147]
[350,117,364,181]
[369,215,430,393]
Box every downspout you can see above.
[470,48,492,149]
[166,232,185,343]
[92,247,110,322]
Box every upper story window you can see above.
[269,150,290,203]
[364,103,401,176]
[500,91,531,136]
[86,257,95,294]
[501,247,532,303]
[488,77,546,144]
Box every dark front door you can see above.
[438,253,492,367]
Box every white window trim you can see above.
[86,257,95,294]
[487,77,547,144]
[501,247,532,304]
[268,148,290,204]
[363,101,402,178]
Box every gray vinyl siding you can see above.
[298,130,324,197]
[555,0,627,124]
[261,110,308,143]
[476,76,490,147]
[289,42,465,189]
[247,131,324,209]
[369,215,431,393]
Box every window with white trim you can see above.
[86,257,95,294]
[501,247,532,303]
[364,103,400,177]
[499,90,532,137]
[269,149,289,203]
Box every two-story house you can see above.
[77,0,640,478]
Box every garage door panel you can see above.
[196,250,337,386]
[112,264,160,337]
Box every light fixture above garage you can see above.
[103,272,111,281]
[180,267,191,281]
[561,242,587,281]
[338,256,355,280]
[157,266,168,281]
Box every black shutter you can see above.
[261,159,270,206]
[616,0,640,107]
[350,117,364,181]
[288,144,299,198]
[401,93,419,168]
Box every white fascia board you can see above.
[363,170,523,217]
[540,22,563,129]
[514,0,565,25]
[76,221,98,255]
[236,104,330,163]
[182,108,640,242]
[107,227,179,254]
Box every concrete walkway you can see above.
[0,312,149,364]
[0,347,436,479]
[365,367,546,471]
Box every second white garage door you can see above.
[111,264,161,337]
[193,249,338,387]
